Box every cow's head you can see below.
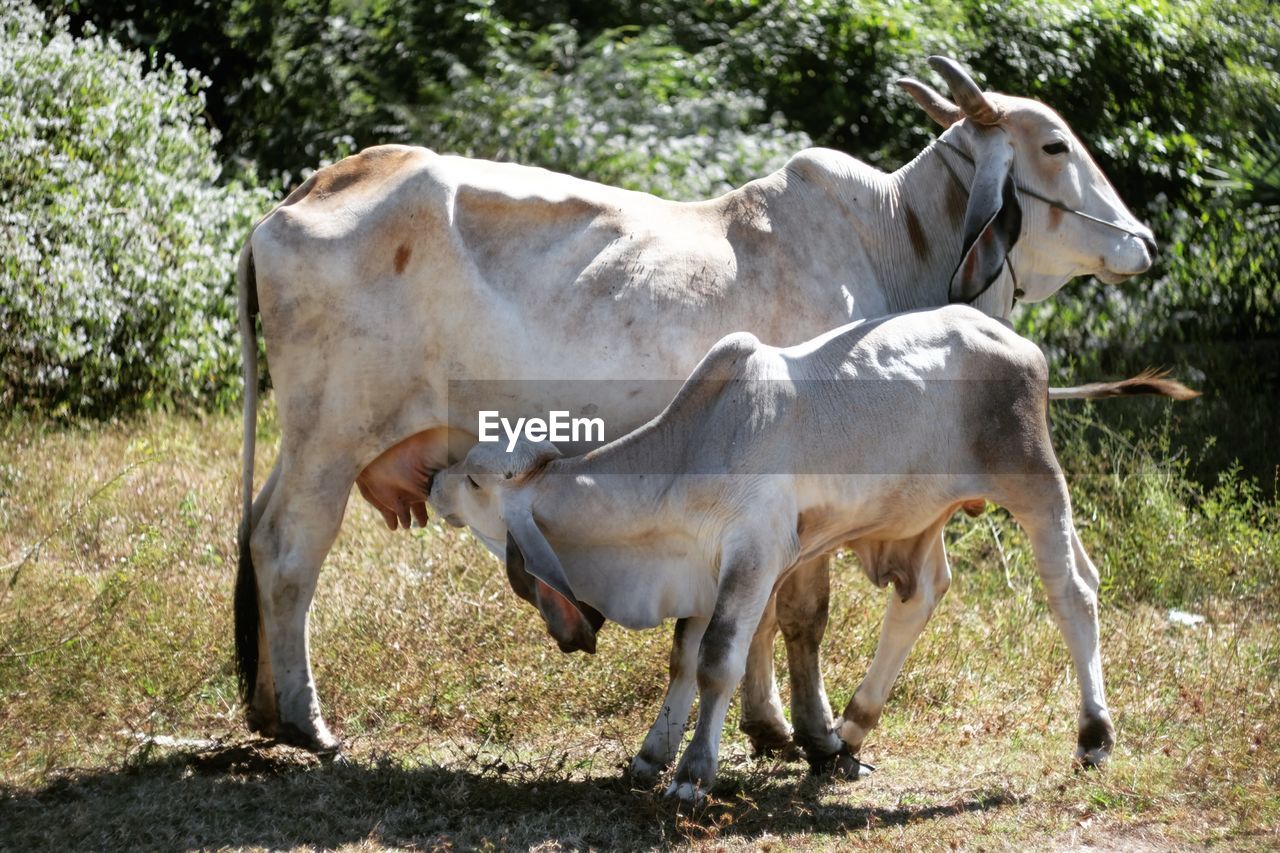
[898,56,1156,304]
[430,439,603,654]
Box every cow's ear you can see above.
[506,508,597,654]
[950,135,1022,304]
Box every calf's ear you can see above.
[506,509,597,654]
[504,531,538,605]
[506,439,561,482]
[950,134,1022,304]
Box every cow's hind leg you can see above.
[776,555,837,765]
[249,460,350,753]
[738,594,792,755]
[241,460,282,736]
[822,533,951,775]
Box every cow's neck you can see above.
[873,134,1015,320]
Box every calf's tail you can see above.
[1048,369,1199,402]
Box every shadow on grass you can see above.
[0,741,1019,849]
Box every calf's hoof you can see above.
[1075,714,1116,770]
[664,780,708,803]
[628,753,668,787]
[809,744,875,779]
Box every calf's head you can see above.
[430,438,603,653]
[898,56,1156,304]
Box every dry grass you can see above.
[1,409,1277,850]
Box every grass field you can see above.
[1,407,1278,850]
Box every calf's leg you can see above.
[738,593,791,754]
[739,556,835,758]
[1016,498,1114,766]
[631,616,710,783]
[668,548,783,802]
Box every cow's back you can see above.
[247,144,867,467]
[778,307,1053,534]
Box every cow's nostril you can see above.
[1140,234,1157,258]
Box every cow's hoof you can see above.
[1075,744,1111,770]
[628,754,667,786]
[245,709,277,739]
[809,744,874,779]
[320,749,350,767]
[275,721,342,755]
[741,720,795,758]
[1075,749,1109,771]
[663,780,707,803]
[1075,714,1115,770]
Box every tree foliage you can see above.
[0,0,268,414]
[9,0,1280,416]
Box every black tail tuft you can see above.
[234,521,259,704]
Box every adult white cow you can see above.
[235,56,1160,754]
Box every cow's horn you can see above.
[896,77,963,127]
[927,56,1001,125]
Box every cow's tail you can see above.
[1048,368,1200,402]
[235,239,261,706]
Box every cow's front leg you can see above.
[667,548,780,802]
[631,616,710,784]
[249,461,349,753]
[823,534,950,775]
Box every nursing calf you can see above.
[430,305,1122,800]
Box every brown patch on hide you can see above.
[841,698,881,732]
[945,175,968,222]
[905,204,930,260]
[1048,205,1064,232]
[291,146,419,205]
[393,243,412,274]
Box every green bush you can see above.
[1049,407,1280,607]
[0,0,269,415]
[14,0,1280,425]
[488,0,1280,348]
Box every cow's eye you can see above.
[466,475,479,490]
[1042,141,1069,155]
